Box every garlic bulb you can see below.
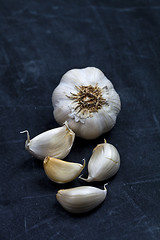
[20,121,75,160]
[52,67,121,139]
[79,140,120,182]
[56,184,107,214]
[43,157,85,184]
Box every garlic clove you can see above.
[79,140,120,182]
[43,157,85,184]
[56,184,107,213]
[20,121,75,160]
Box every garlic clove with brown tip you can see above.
[52,67,121,139]
[20,121,75,160]
[56,184,107,214]
[43,157,85,184]
[79,139,120,182]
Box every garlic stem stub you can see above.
[20,121,75,160]
[52,67,121,139]
[43,157,85,184]
[56,184,107,214]
[79,139,120,182]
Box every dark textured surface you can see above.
[0,0,160,239]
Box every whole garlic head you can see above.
[52,67,121,139]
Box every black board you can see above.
[0,1,160,239]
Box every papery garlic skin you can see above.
[56,185,107,213]
[79,140,120,182]
[52,67,121,139]
[43,157,85,184]
[20,121,75,160]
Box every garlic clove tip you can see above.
[82,158,86,168]
[104,183,109,190]
[78,175,93,182]
[20,130,30,145]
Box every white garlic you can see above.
[56,184,107,214]
[20,121,75,160]
[52,67,121,139]
[43,157,85,184]
[79,140,120,182]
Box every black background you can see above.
[0,0,160,240]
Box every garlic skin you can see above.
[52,67,121,139]
[20,121,75,160]
[79,140,120,182]
[43,157,85,184]
[56,185,107,214]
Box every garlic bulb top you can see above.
[52,67,121,139]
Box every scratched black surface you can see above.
[0,0,160,239]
